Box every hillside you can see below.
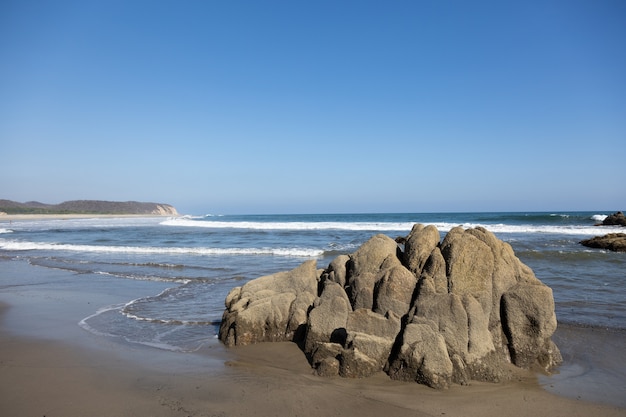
[0,199,179,216]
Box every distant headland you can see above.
[0,199,179,216]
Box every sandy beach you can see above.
[1,215,625,417]
[1,318,624,417]
[0,213,173,222]
[1,285,625,417]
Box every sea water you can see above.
[0,212,624,352]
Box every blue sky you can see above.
[1,1,624,214]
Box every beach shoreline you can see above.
[0,213,174,222]
[1,260,625,417]
[1,310,625,417]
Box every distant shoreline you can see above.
[0,213,175,222]
[0,199,179,218]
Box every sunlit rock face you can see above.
[219,225,562,388]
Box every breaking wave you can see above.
[0,239,323,257]
[160,218,624,236]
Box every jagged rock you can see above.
[580,233,626,252]
[405,225,560,384]
[404,224,440,275]
[304,280,351,353]
[346,234,401,310]
[602,211,626,226]
[412,292,469,360]
[373,265,416,317]
[339,347,381,378]
[311,343,342,377]
[501,284,560,370]
[420,246,448,294]
[323,254,350,287]
[308,308,402,379]
[306,302,400,378]
[341,309,401,377]
[218,225,562,389]
[440,226,495,299]
[386,321,453,389]
[219,260,318,347]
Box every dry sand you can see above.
[1,301,624,417]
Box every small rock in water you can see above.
[580,233,626,252]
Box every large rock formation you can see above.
[219,225,562,388]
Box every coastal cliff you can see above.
[0,199,178,216]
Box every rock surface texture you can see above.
[219,225,562,388]
[580,233,626,252]
[601,211,626,226]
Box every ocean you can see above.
[0,211,625,354]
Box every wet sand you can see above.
[1,314,626,416]
[0,259,625,417]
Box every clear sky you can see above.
[1,1,624,215]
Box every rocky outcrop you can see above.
[219,260,318,346]
[580,233,626,252]
[150,204,179,216]
[219,225,562,388]
[601,211,626,226]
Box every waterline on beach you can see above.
[1,211,625,408]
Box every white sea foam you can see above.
[0,238,323,257]
[0,228,13,234]
[591,214,608,222]
[121,310,214,326]
[161,218,420,231]
[160,218,626,236]
[79,303,205,352]
[78,304,125,337]
[443,223,626,235]
[93,270,190,283]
